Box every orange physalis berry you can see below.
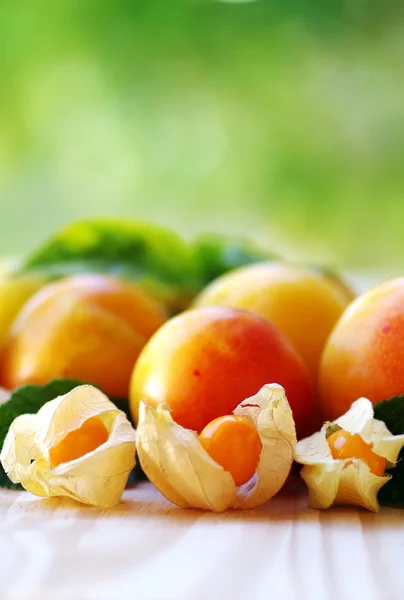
[327,429,386,477]
[49,416,109,468]
[199,414,262,486]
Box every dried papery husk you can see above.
[0,385,136,507]
[136,383,296,513]
[295,397,404,512]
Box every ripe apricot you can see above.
[327,429,386,477]
[193,262,352,380]
[0,274,166,397]
[0,272,47,346]
[319,277,404,421]
[130,306,314,437]
[199,415,262,487]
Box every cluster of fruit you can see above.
[0,219,403,498]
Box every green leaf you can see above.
[193,233,277,288]
[374,395,404,508]
[0,378,139,490]
[18,218,281,317]
[19,219,198,314]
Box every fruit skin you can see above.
[0,273,47,347]
[130,306,314,437]
[192,262,351,381]
[199,415,262,487]
[0,274,166,398]
[319,277,404,422]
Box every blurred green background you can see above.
[1,0,404,270]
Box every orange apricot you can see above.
[319,277,404,421]
[0,274,166,397]
[130,306,314,437]
[193,262,352,381]
[199,415,262,486]
[327,429,386,477]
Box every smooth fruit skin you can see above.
[199,415,262,487]
[319,277,404,422]
[0,274,166,397]
[0,272,47,346]
[130,306,314,437]
[192,262,351,380]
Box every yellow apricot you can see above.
[0,274,166,398]
[0,272,47,347]
[193,262,352,380]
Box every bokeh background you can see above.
[1,0,404,272]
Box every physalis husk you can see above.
[136,383,296,512]
[295,397,404,511]
[0,385,136,507]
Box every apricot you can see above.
[319,277,404,421]
[0,274,166,397]
[0,272,47,346]
[193,262,352,380]
[129,306,314,437]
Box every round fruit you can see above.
[327,429,386,477]
[319,276,404,421]
[193,262,352,380]
[49,416,109,468]
[130,306,314,437]
[199,415,262,486]
[0,274,166,397]
[0,272,47,346]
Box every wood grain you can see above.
[0,478,403,600]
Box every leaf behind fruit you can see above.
[374,395,404,508]
[19,219,198,313]
[18,219,279,314]
[192,232,277,287]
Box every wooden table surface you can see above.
[1,477,403,600]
